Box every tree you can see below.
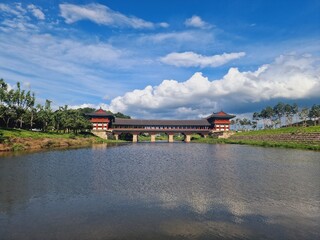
[273,102,285,127]
[114,112,131,119]
[291,103,299,125]
[235,118,241,131]
[252,121,257,130]
[24,92,36,129]
[63,108,92,134]
[252,112,261,129]
[240,118,251,131]
[1,88,16,128]
[284,104,293,126]
[0,82,35,129]
[0,79,8,126]
[309,104,320,125]
[260,106,274,129]
[53,105,68,132]
[299,107,309,127]
[37,100,53,131]
[0,79,8,104]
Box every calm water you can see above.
[0,143,320,240]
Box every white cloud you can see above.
[0,3,45,20]
[140,31,197,43]
[185,15,212,29]
[0,19,38,32]
[0,3,25,16]
[158,22,169,28]
[138,31,215,46]
[27,4,45,20]
[59,3,154,29]
[109,54,320,118]
[0,28,135,107]
[69,103,108,110]
[160,51,246,68]
[0,3,46,32]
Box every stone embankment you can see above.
[230,132,320,144]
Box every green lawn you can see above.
[0,128,125,143]
[234,126,320,136]
[192,126,320,151]
[0,128,74,139]
[224,139,320,151]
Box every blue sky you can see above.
[0,0,319,119]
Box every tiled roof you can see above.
[114,118,211,126]
[86,109,114,117]
[206,111,235,119]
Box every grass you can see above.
[224,139,320,151]
[193,136,320,151]
[0,128,77,139]
[234,125,320,136]
[192,126,320,151]
[0,128,126,148]
[192,137,224,144]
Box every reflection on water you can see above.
[0,143,319,239]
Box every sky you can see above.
[0,0,319,119]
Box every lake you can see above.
[0,143,319,239]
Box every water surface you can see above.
[0,143,319,239]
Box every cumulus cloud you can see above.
[27,4,45,20]
[59,3,155,29]
[185,15,212,29]
[160,51,246,68]
[109,54,320,118]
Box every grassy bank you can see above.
[0,128,125,152]
[192,126,320,151]
[223,139,320,151]
[232,126,320,136]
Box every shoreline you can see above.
[0,128,125,153]
[193,138,320,151]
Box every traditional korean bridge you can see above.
[87,109,235,142]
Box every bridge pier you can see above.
[114,134,119,140]
[168,134,174,143]
[185,134,191,143]
[150,134,156,142]
[132,134,138,142]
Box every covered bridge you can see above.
[87,109,235,142]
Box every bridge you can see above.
[87,109,235,142]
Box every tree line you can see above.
[231,102,320,131]
[0,78,130,133]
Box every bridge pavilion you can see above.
[87,109,235,142]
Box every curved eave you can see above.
[86,113,114,117]
[206,115,235,120]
